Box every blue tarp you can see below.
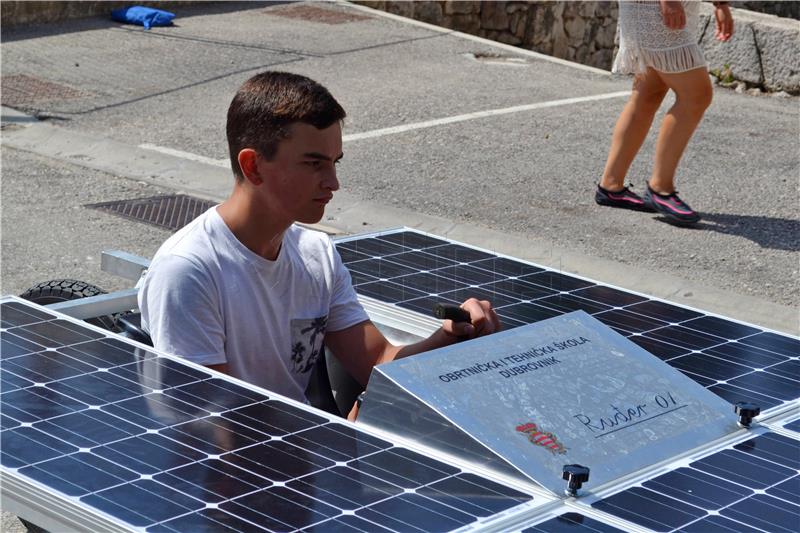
[111,6,175,30]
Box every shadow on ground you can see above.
[653,212,800,251]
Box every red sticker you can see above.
[516,422,568,455]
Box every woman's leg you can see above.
[600,68,669,191]
[648,67,713,194]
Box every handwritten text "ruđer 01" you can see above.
[573,392,687,438]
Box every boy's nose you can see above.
[324,169,339,191]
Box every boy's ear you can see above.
[237,148,262,185]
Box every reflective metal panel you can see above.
[359,311,738,494]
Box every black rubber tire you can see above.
[20,279,118,332]
[18,518,48,533]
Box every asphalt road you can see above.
[0,2,798,530]
[1,146,173,294]
[3,2,797,323]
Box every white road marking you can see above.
[140,90,630,162]
[139,143,230,167]
[342,91,630,142]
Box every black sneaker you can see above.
[595,184,654,212]
[643,186,701,224]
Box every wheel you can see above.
[18,517,48,533]
[20,279,118,332]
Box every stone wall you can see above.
[358,1,618,70]
[735,1,800,20]
[360,1,799,93]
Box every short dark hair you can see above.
[226,71,346,180]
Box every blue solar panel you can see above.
[4,225,800,532]
[335,229,800,411]
[591,432,800,532]
[0,298,536,532]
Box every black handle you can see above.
[433,303,471,323]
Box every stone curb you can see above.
[694,4,798,93]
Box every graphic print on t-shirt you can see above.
[290,316,328,374]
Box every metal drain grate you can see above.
[86,194,215,231]
[1,74,91,107]
[264,4,371,24]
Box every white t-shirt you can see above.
[138,206,368,402]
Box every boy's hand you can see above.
[714,4,734,41]
[441,298,500,340]
[660,1,686,30]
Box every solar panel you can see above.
[335,229,800,412]
[590,431,800,533]
[1,298,541,532]
[4,229,799,532]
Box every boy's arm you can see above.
[325,297,500,387]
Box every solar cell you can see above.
[13,319,104,347]
[394,271,469,294]
[0,301,56,328]
[347,258,421,279]
[627,335,691,361]
[484,278,558,301]
[150,506,270,533]
[535,293,611,315]
[738,331,800,357]
[0,369,33,393]
[1,298,537,532]
[21,452,139,496]
[416,472,533,516]
[1,332,46,359]
[336,229,800,411]
[766,359,800,381]
[354,280,428,303]
[421,243,496,263]
[707,382,785,411]
[378,250,458,271]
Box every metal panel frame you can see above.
[2,471,132,533]
[100,250,150,281]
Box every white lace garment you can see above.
[614,0,707,74]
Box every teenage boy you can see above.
[139,71,499,406]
